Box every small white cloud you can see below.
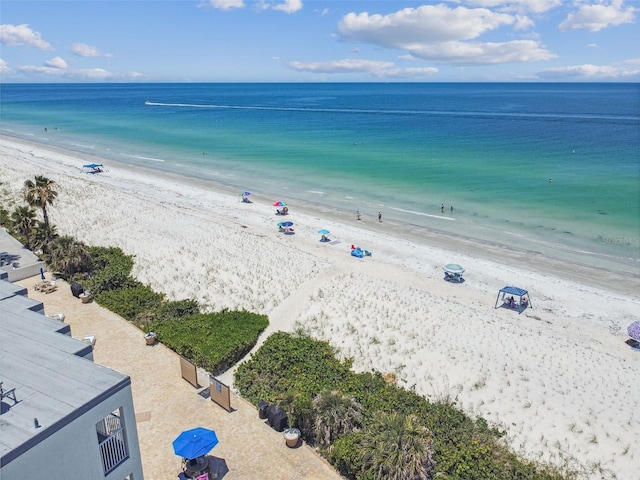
[0,58,10,74]
[456,0,562,15]
[288,58,438,78]
[72,42,112,58]
[289,58,393,74]
[587,43,600,48]
[559,1,636,32]
[538,63,640,80]
[0,24,52,50]
[271,0,303,14]
[45,56,67,69]
[204,0,245,10]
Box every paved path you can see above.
[17,276,344,480]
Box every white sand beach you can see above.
[2,135,639,479]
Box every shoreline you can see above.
[2,134,639,479]
[3,133,638,293]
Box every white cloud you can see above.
[287,58,438,78]
[337,4,554,65]
[271,0,303,14]
[45,56,68,69]
[453,0,563,15]
[255,0,303,13]
[0,58,10,74]
[559,0,636,32]
[410,39,555,64]
[72,42,112,58]
[289,58,394,73]
[0,24,52,50]
[16,63,144,81]
[204,0,245,10]
[537,62,640,79]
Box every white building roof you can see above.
[0,280,131,466]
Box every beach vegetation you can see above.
[359,411,435,480]
[312,390,363,448]
[96,284,165,322]
[10,205,37,249]
[83,246,137,294]
[44,235,91,277]
[152,310,268,375]
[22,175,58,241]
[235,331,574,480]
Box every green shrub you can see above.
[154,310,268,375]
[95,285,165,322]
[83,246,136,294]
[157,299,200,321]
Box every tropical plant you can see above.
[312,390,362,448]
[10,205,37,248]
[0,205,10,227]
[45,235,91,277]
[23,175,58,241]
[83,246,136,294]
[359,411,435,480]
[32,221,57,253]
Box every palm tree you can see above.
[46,235,91,277]
[23,175,58,241]
[10,206,37,248]
[359,412,435,480]
[312,390,363,448]
[32,221,57,253]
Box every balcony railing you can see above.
[99,426,129,474]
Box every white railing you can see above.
[99,426,128,474]
[97,413,122,436]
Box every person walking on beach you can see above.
[378,211,382,222]
[356,210,361,220]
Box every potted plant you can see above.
[144,331,157,346]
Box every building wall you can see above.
[1,384,143,479]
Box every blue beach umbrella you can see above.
[172,427,219,460]
[241,191,251,197]
[278,221,294,227]
[317,229,330,235]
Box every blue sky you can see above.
[1,0,639,82]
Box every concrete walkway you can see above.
[17,276,344,480]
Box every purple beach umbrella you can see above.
[627,321,640,341]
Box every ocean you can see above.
[1,83,638,273]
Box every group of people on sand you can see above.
[356,211,383,222]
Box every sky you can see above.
[1,0,639,82]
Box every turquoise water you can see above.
[1,83,638,269]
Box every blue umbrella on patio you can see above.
[173,427,219,460]
[39,267,46,281]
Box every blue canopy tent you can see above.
[82,163,103,173]
[495,286,531,314]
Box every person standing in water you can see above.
[378,211,382,222]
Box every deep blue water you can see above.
[1,83,639,269]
